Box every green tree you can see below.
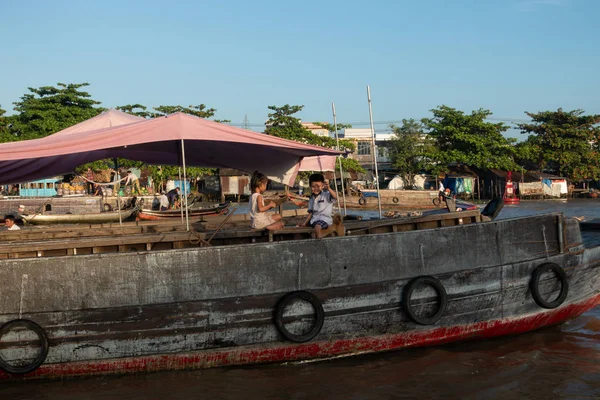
[265,104,355,152]
[152,104,230,123]
[116,104,151,118]
[0,104,13,142]
[153,104,216,118]
[8,83,102,140]
[387,119,432,188]
[312,121,352,133]
[514,137,542,171]
[339,157,365,174]
[422,105,517,175]
[517,109,600,181]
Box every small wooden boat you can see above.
[20,208,137,225]
[137,202,230,221]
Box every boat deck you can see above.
[0,210,482,259]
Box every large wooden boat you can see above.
[0,207,598,380]
[19,208,137,225]
[137,203,230,221]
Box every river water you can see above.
[1,200,599,399]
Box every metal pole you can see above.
[332,102,347,216]
[114,158,122,226]
[181,139,190,231]
[367,85,382,219]
[178,167,184,224]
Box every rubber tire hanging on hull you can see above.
[274,291,325,343]
[358,197,366,205]
[103,203,113,212]
[0,319,49,375]
[530,263,569,309]
[403,276,448,325]
[432,198,441,206]
[392,197,399,204]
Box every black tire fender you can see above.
[358,197,366,205]
[432,198,441,206]
[392,197,399,204]
[274,291,325,343]
[403,276,448,325]
[530,263,569,309]
[0,319,49,375]
[103,203,113,212]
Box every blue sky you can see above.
[1,0,598,138]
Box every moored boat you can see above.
[19,208,137,225]
[137,202,230,221]
[0,209,598,380]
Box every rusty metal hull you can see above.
[0,213,599,380]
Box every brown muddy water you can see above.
[1,200,599,399]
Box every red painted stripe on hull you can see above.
[3,293,599,381]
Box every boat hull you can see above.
[3,292,598,380]
[137,204,229,221]
[21,209,136,225]
[0,213,598,380]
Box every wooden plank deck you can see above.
[0,210,481,259]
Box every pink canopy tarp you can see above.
[0,112,341,186]
[298,155,337,172]
[52,109,145,137]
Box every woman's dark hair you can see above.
[251,171,268,190]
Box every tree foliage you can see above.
[117,103,230,123]
[116,104,152,118]
[387,119,433,188]
[0,104,11,142]
[312,121,352,133]
[7,83,102,140]
[339,157,365,174]
[265,104,355,152]
[517,109,600,181]
[422,105,517,175]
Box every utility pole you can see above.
[243,114,249,130]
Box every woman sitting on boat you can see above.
[167,187,181,209]
[249,171,284,231]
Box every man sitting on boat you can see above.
[4,214,20,231]
[298,173,338,239]
[159,191,169,211]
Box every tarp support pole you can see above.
[181,139,190,231]
[367,85,383,219]
[332,102,347,216]
[114,158,122,226]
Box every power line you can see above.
[228,116,531,128]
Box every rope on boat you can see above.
[188,205,239,246]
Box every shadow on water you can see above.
[2,200,599,400]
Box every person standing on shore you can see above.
[438,181,445,202]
